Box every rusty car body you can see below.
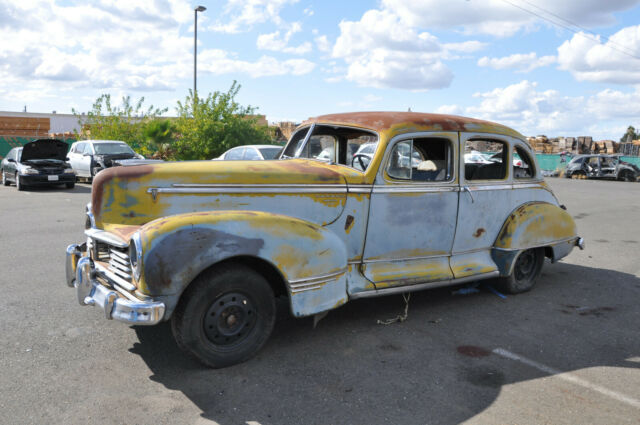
[65,112,583,368]
[565,154,639,181]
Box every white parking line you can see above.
[493,348,640,410]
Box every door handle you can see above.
[463,186,475,203]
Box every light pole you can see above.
[194,5,206,105]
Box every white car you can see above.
[67,140,143,179]
[214,145,282,161]
[464,151,493,164]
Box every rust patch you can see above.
[344,215,354,233]
[473,228,486,238]
[92,164,154,215]
[457,345,491,358]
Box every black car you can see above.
[565,154,639,182]
[1,139,75,191]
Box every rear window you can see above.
[259,147,281,159]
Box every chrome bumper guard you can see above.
[65,244,165,325]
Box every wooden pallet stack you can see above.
[0,117,50,137]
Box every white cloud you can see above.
[462,80,640,138]
[315,35,331,53]
[331,9,452,90]
[443,41,488,53]
[381,0,640,37]
[436,104,464,115]
[478,53,557,72]
[256,23,312,54]
[198,49,315,77]
[557,26,640,84]
[209,0,299,33]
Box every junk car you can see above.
[565,154,639,181]
[67,140,144,180]
[66,112,583,368]
[1,139,75,190]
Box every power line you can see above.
[499,0,640,61]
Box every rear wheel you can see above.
[493,248,545,294]
[171,263,276,368]
[2,171,8,186]
[620,171,635,182]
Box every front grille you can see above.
[41,168,64,175]
[91,240,135,291]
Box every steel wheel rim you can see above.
[514,250,536,282]
[203,292,257,348]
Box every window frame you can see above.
[381,133,457,185]
[462,136,511,183]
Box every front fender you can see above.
[137,210,348,317]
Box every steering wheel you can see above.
[351,154,371,171]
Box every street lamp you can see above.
[194,5,206,104]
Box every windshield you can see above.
[94,143,135,155]
[258,147,282,159]
[281,125,378,171]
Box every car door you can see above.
[452,133,517,279]
[68,142,85,176]
[361,133,459,290]
[78,143,93,176]
[4,148,17,178]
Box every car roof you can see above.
[75,140,128,144]
[300,111,524,138]
[237,145,281,149]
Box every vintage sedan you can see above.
[1,139,75,190]
[65,112,583,368]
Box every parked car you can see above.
[1,139,75,190]
[565,154,639,181]
[464,150,492,164]
[214,145,283,161]
[66,112,583,368]
[67,140,143,180]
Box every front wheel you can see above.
[15,173,24,191]
[493,248,545,294]
[171,263,276,368]
[66,182,75,189]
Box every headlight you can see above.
[23,167,39,175]
[129,233,143,280]
[64,168,74,174]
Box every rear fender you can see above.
[492,202,577,275]
[137,211,348,317]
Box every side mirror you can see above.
[7,158,15,163]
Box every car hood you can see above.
[21,139,68,162]
[91,159,355,229]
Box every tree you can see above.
[143,119,175,159]
[620,125,639,143]
[173,81,273,160]
[73,95,167,150]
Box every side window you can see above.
[226,147,244,160]
[84,144,94,155]
[8,149,15,160]
[514,146,535,179]
[243,148,261,160]
[387,141,411,180]
[75,143,84,154]
[464,139,507,180]
[411,138,451,182]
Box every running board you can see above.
[349,271,499,300]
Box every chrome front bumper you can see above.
[66,244,165,325]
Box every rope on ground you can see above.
[376,293,411,325]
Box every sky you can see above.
[1,0,640,140]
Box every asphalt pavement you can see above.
[0,178,638,425]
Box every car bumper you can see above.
[20,173,75,185]
[65,244,165,325]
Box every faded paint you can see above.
[494,202,577,250]
[450,250,498,279]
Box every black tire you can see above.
[493,248,545,294]
[15,173,24,191]
[66,182,75,189]
[171,263,276,368]
[620,171,635,182]
[2,171,9,186]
